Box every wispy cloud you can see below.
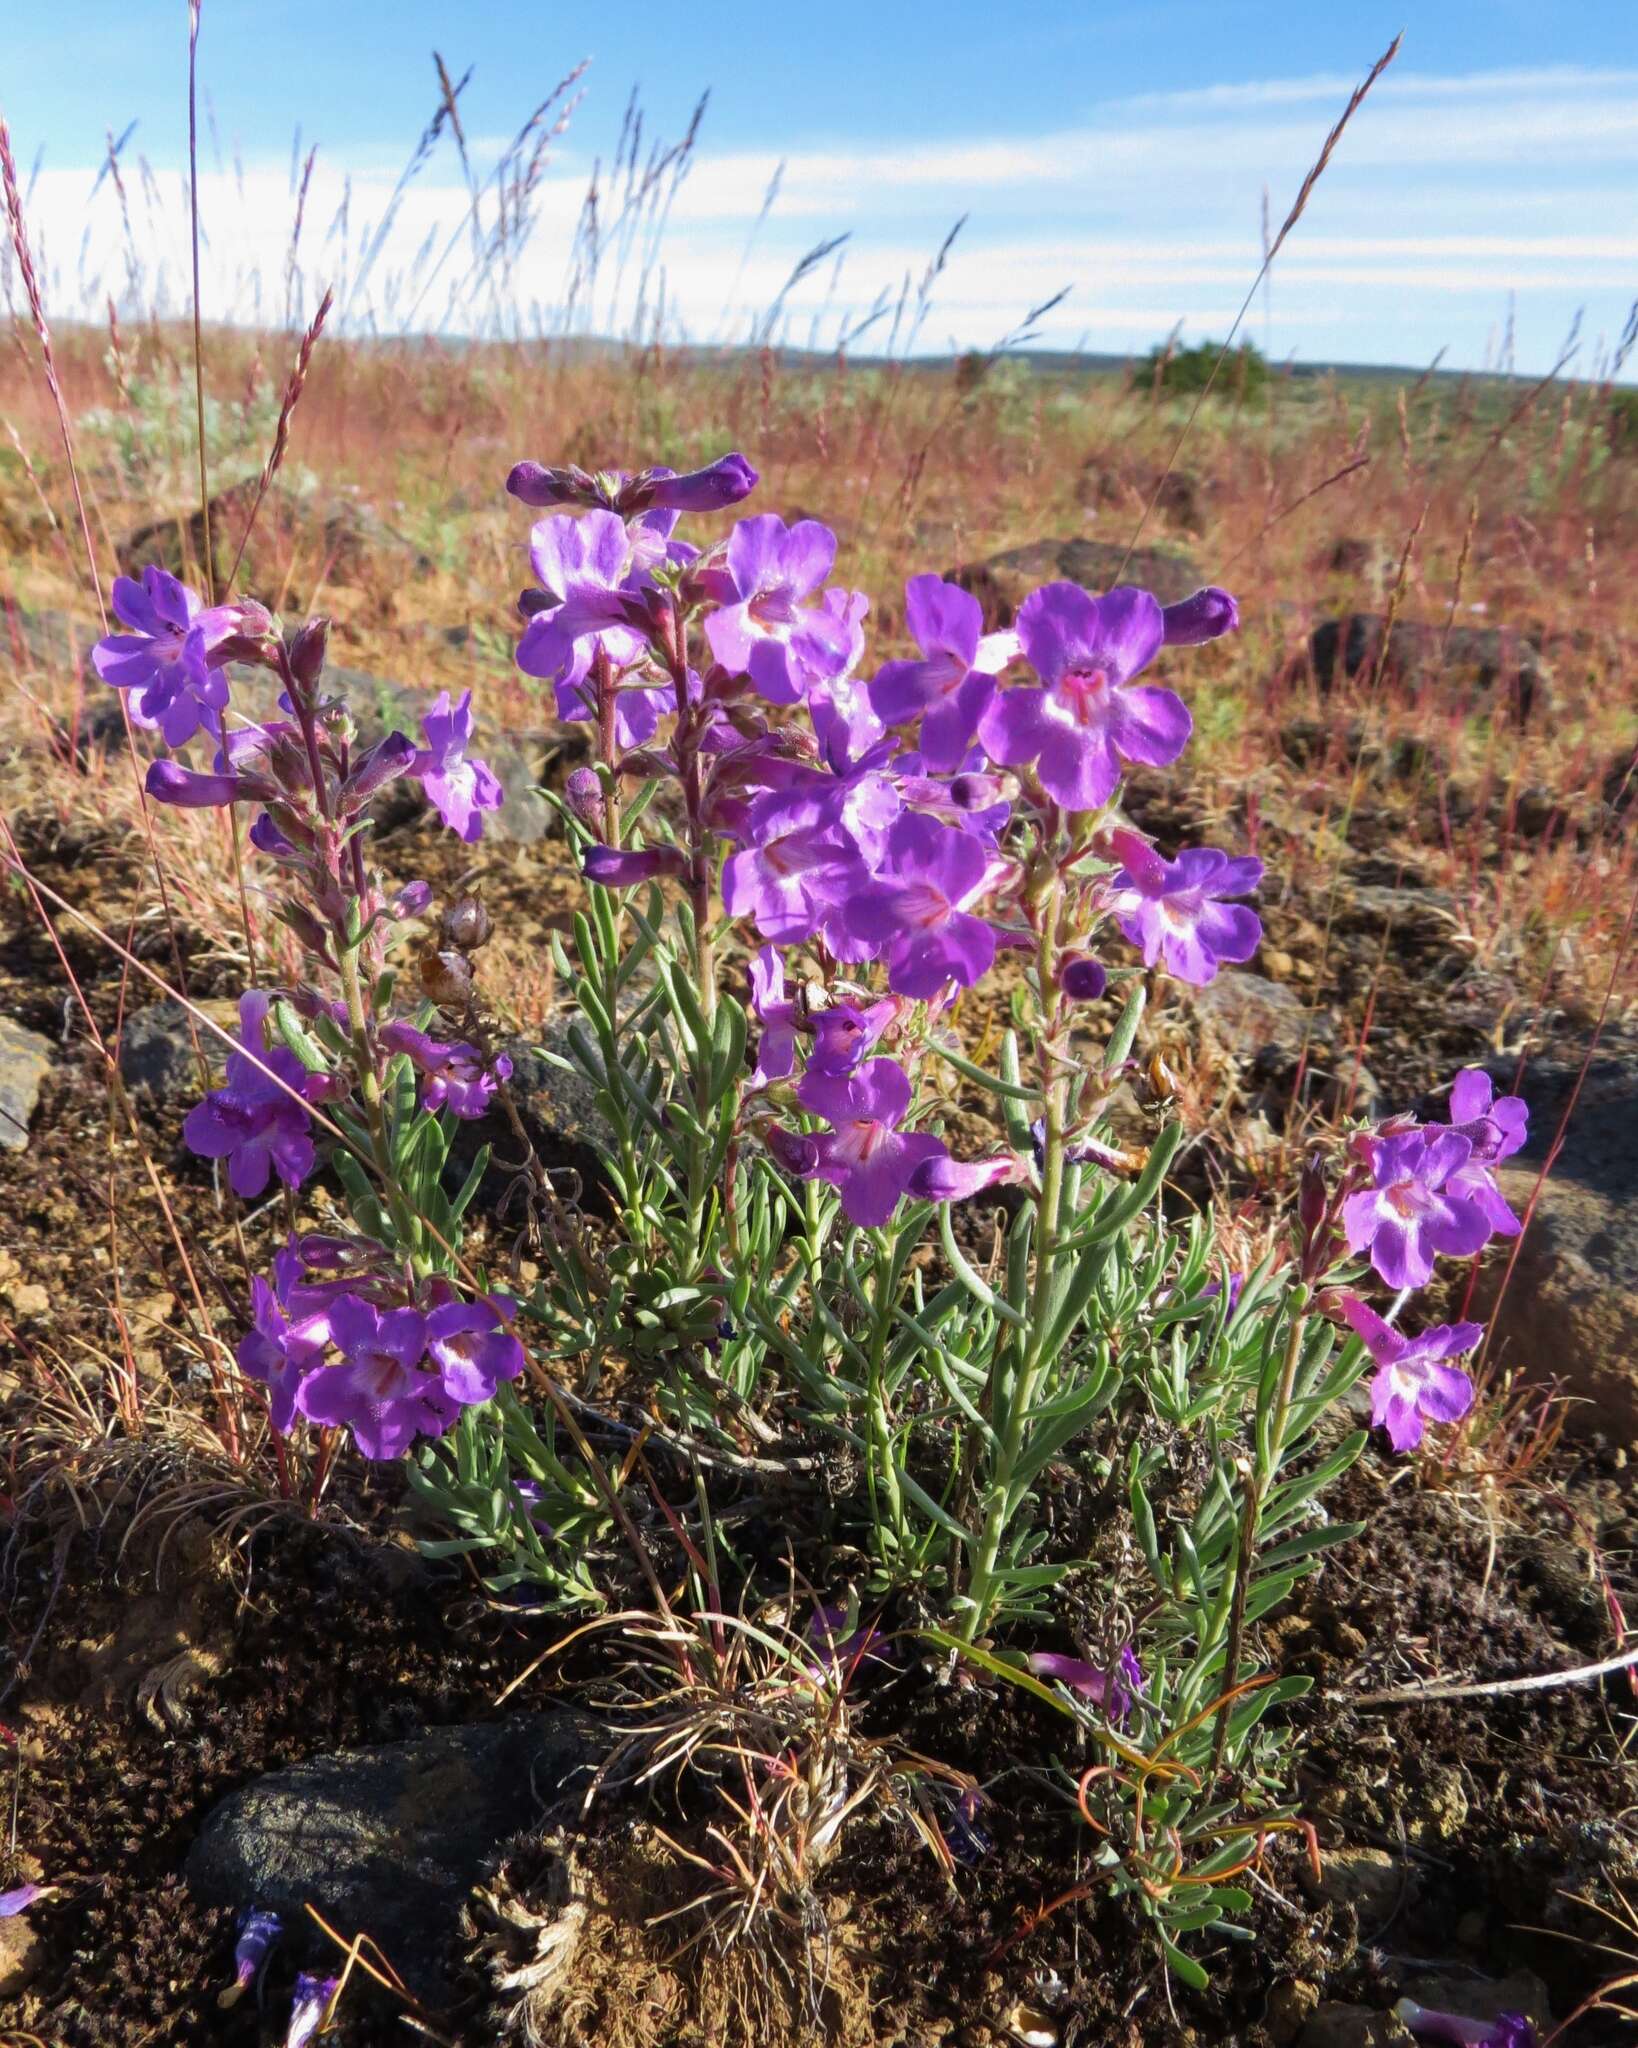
[9,62,1635,372]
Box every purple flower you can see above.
[1103,829,1263,985]
[582,844,687,889]
[516,510,672,745]
[1060,955,1108,1002]
[424,1297,526,1404]
[1441,1067,1528,1240]
[1160,586,1239,647]
[182,993,326,1199]
[1394,2000,1536,2048]
[219,1907,281,2008]
[1025,1645,1145,1722]
[1337,1293,1481,1451]
[721,785,864,944]
[642,451,760,514]
[1342,1128,1494,1290]
[91,567,248,746]
[869,574,1018,772]
[295,1296,451,1460]
[794,1057,948,1228]
[145,758,245,809]
[978,583,1190,811]
[506,451,757,515]
[806,592,878,768]
[748,946,797,1088]
[704,515,859,703]
[286,1973,341,2048]
[907,1152,1023,1202]
[0,1883,45,1916]
[237,1269,331,1431]
[843,813,1007,999]
[379,1021,511,1120]
[810,998,898,1077]
[411,691,504,843]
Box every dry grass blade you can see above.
[223,282,335,592]
[1120,32,1402,572]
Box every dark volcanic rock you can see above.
[1304,613,1546,718]
[187,1713,599,1999]
[118,482,431,595]
[447,1032,617,1216]
[1469,1054,1638,1441]
[116,998,238,1108]
[0,1015,53,1152]
[947,535,1205,627]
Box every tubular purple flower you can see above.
[795,1057,949,1228]
[145,758,244,809]
[704,515,859,703]
[0,1884,45,1916]
[1342,1127,1494,1290]
[721,785,865,944]
[425,1297,527,1404]
[764,1124,821,1179]
[748,946,797,1088]
[842,813,1007,999]
[564,765,607,831]
[639,451,759,513]
[977,583,1191,812]
[1102,828,1263,985]
[907,1152,1024,1202]
[390,879,435,920]
[92,566,250,746]
[582,843,687,889]
[182,993,328,1199]
[410,691,504,843]
[868,574,1018,772]
[1024,1645,1144,1722]
[1335,1293,1482,1451]
[1394,2000,1536,2048]
[218,1907,281,2008]
[286,1973,342,2048]
[295,1296,453,1461]
[1159,586,1239,647]
[237,1266,332,1432]
[809,997,898,1077]
[506,460,599,507]
[1439,1066,1529,1239]
[379,1021,512,1120]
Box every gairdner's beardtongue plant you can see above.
[104,441,1527,1977]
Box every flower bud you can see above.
[506,460,597,508]
[908,1153,1025,1202]
[286,616,331,691]
[340,730,416,809]
[1160,586,1239,647]
[764,1125,820,1178]
[1060,955,1107,1002]
[439,894,492,951]
[582,844,686,889]
[146,759,242,808]
[563,766,605,831]
[390,879,434,920]
[635,452,759,514]
[276,900,335,958]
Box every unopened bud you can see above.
[287,616,331,692]
[563,766,605,831]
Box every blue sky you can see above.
[6,1,1638,373]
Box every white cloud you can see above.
[7,60,1634,372]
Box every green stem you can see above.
[1208,1290,1309,1784]
[962,872,1067,1639]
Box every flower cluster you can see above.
[504,451,1250,1230]
[93,573,522,1463]
[238,1239,525,1460]
[1307,1066,1528,1450]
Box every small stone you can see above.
[1268,1979,1320,2045]
[0,1015,53,1152]
[1300,2003,1412,2048]
[1190,970,1329,1066]
[446,1031,618,1216]
[117,999,238,1109]
[1305,1845,1405,1922]
[0,1911,44,1998]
